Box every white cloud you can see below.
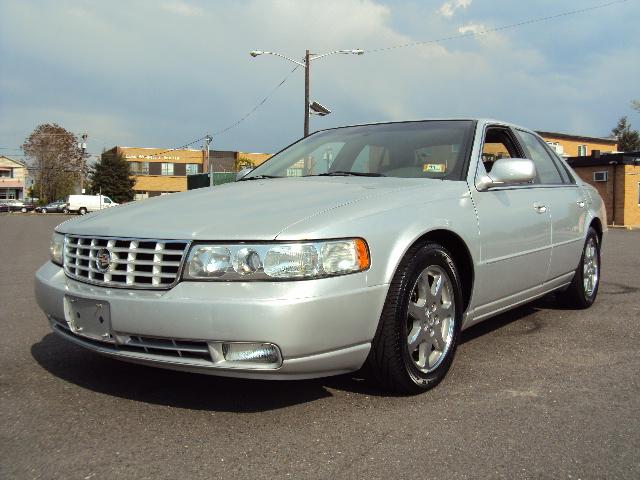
[0,0,639,152]
[438,0,472,18]
[160,1,204,17]
[458,23,484,35]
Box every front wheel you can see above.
[41,208,48,213]
[20,207,27,213]
[559,227,601,309]
[365,242,463,394]
[62,208,69,214]
[78,207,87,215]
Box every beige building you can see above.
[0,156,27,200]
[105,146,206,199]
[106,146,271,200]
[537,131,618,158]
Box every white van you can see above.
[66,195,119,215]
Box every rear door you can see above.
[514,129,586,281]
[469,124,552,315]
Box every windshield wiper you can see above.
[238,175,281,181]
[312,171,386,177]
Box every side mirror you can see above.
[236,167,253,181]
[476,158,536,191]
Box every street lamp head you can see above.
[250,50,263,57]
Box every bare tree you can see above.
[21,124,81,202]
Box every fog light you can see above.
[222,342,281,365]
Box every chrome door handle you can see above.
[577,199,586,208]
[533,202,547,214]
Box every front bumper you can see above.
[35,262,388,379]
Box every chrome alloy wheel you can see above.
[583,236,599,297]
[406,265,456,373]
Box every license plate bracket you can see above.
[64,296,113,342]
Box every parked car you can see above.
[0,199,36,213]
[35,119,605,393]
[66,194,118,215]
[36,201,69,214]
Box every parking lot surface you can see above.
[1,213,638,479]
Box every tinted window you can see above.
[247,121,474,180]
[515,130,563,184]
[481,128,521,173]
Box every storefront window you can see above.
[161,163,174,176]
[185,164,199,175]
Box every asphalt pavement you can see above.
[1,213,638,479]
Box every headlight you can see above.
[50,232,64,266]
[184,238,370,281]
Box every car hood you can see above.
[58,177,442,240]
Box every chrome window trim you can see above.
[62,234,192,290]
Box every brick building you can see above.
[567,152,640,227]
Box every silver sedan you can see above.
[35,119,605,393]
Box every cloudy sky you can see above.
[1,0,638,159]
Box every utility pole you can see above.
[205,135,213,187]
[304,49,310,137]
[250,48,363,137]
[79,133,87,193]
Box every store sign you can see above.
[125,154,182,161]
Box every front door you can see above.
[470,126,552,317]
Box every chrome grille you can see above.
[64,235,189,289]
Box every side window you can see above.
[103,197,112,204]
[515,130,563,184]
[542,143,576,184]
[481,128,520,173]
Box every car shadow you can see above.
[31,293,573,411]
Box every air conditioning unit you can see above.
[593,171,608,182]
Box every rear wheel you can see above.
[78,207,87,215]
[62,208,69,214]
[20,207,27,213]
[365,242,463,394]
[41,208,48,213]
[560,227,600,309]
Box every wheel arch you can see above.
[392,229,475,313]
[589,216,603,244]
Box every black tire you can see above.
[78,207,87,215]
[20,207,27,213]
[41,208,48,213]
[365,242,463,394]
[559,227,600,309]
[62,208,69,214]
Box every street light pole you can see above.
[79,133,87,194]
[204,134,213,187]
[250,48,363,138]
[304,49,310,137]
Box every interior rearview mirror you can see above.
[476,158,536,191]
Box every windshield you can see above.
[246,120,474,180]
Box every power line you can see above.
[148,63,300,151]
[212,64,301,137]
[366,0,630,54]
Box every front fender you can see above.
[276,182,480,287]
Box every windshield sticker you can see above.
[423,163,446,173]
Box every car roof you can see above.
[314,118,535,135]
